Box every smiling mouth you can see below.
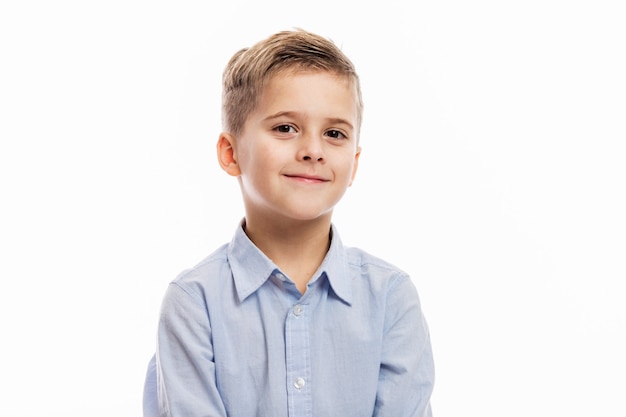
[284,174,329,183]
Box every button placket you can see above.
[285,299,311,413]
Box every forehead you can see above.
[258,70,358,114]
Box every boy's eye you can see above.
[275,124,296,133]
[325,129,346,139]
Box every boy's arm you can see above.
[374,276,435,417]
[155,282,227,417]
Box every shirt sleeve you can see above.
[373,275,435,417]
[156,281,227,417]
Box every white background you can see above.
[1,1,625,416]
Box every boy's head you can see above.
[221,29,363,138]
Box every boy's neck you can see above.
[243,214,332,294]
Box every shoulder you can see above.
[337,246,425,331]
[168,243,231,302]
[344,246,412,292]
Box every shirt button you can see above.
[294,377,306,389]
[293,304,304,316]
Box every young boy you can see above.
[145,29,434,416]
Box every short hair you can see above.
[221,29,363,137]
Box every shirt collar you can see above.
[227,221,353,305]
[320,224,352,305]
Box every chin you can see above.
[283,208,334,223]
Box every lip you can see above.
[283,173,330,183]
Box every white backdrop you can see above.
[1,1,624,416]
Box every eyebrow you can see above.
[263,111,354,130]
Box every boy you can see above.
[145,29,434,416]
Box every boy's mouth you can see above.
[284,174,329,183]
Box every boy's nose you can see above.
[303,154,324,161]
[297,134,325,162]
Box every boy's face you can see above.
[222,70,361,224]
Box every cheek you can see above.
[339,152,359,183]
[239,144,280,179]
[350,160,359,182]
[338,162,357,187]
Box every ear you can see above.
[349,146,361,186]
[216,132,241,177]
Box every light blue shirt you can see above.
[152,222,434,416]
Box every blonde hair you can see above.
[222,29,363,136]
